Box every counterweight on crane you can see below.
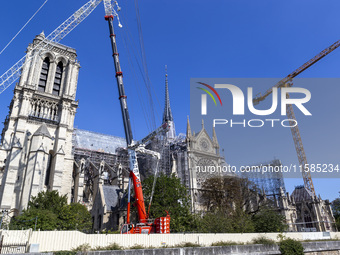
[253,40,340,196]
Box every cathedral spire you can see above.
[162,66,176,140]
[162,65,173,123]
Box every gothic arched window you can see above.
[53,62,63,96]
[38,57,50,92]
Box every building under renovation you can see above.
[72,71,228,231]
[241,159,286,197]
[242,160,336,232]
[0,34,336,232]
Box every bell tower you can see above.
[0,32,80,213]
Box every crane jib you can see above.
[253,39,340,104]
[0,0,102,95]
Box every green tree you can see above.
[10,208,58,230]
[231,208,255,233]
[67,203,93,231]
[199,211,233,233]
[198,211,233,233]
[10,190,92,232]
[200,176,264,214]
[252,207,287,232]
[198,176,286,233]
[142,173,197,232]
[28,190,68,213]
[332,197,340,230]
[197,209,254,233]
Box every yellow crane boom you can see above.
[253,39,340,196]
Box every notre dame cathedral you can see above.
[0,34,336,232]
[0,33,224,227]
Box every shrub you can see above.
[102,243,122,250]
[92,243,122,251]
[54,251,76,255]
[211,241,240,246]
[100,229,120,234]
[174,242,200,247]
[71,243,91,252]
[129,244,145,249]
[279,238,304,255]
[252,208,286,233]
[252,236,276,245]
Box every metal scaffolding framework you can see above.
[241,159,286,196]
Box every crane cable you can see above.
[119,1,164,131]
[119,8,161,133]
[133,0,163,117]
[134,0,158,129]
[0,0,49,56]
[147,159,159,217]
[119,11,154,132]
[120,23,152,132]
[133,0,163,125]
[147,136,168,217]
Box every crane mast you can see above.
[103,2,170,234]
[253,40,340,196]
[285,92,315,194]
[105,13,148,224]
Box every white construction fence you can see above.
[0,230,339,253]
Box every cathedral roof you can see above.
[73,129,126,154]
[102,185,120,212]
[291,185,314,202]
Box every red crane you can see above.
[104,1,170,234]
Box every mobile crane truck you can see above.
[103,0,170,234]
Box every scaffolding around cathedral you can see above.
[241,159,286,196]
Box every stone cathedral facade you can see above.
[0,32,80,214]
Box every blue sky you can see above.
[0,0,339,201]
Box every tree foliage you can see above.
[332,196,340,230]
[197,176,286,233]
[198,209,254,233]
[200,176,263,214]
[252,207,287,232]
[10,190,92,231]
[279,238,304,255]
[142,173,197,232]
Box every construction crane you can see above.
[103,1,171,234]
[253,40,340,196]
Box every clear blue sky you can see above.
[0,0,339,201]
